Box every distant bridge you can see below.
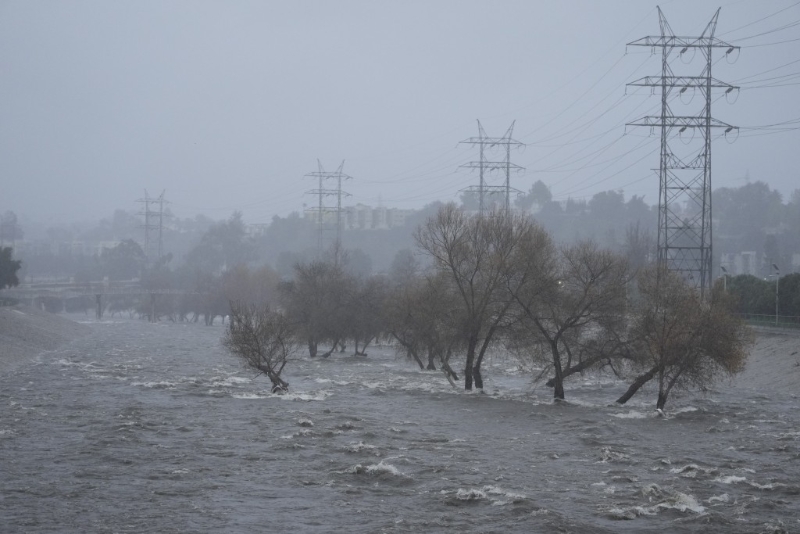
[1,280,204,320]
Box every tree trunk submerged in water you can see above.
[473,365,483,390]
[656,391,668,411]
[616,366,658,405]
[441,360,458,383]
[545,355,608,388]
[464,336,478,390]
[426,350,437,371]
[550,341,565,400]
[264,367,288,393]
[409,348,424,369]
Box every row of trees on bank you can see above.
[725,272,800,318]
[225,204,753,410]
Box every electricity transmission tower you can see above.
[627,7,738,297]
[304,160,351,253]
[137,189,168,265]
[459,120,524,215]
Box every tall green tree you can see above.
[185,212,254,274]
[0,247,22,289]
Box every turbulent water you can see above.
[1,317,798,533]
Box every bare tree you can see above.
[617,267,753,410]
[280,259,352,357]
[343,275,388,356]
[223,302,296,393]
[512,241,630,400]
[384,270,464,383]
[623,221,654,274]
[414,204,538,390]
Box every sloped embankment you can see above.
[0,304,90,374]
[731,330,800,394]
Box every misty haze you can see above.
[1,1,799,532]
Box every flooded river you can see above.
[1,317,798,533]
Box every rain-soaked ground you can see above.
[1,316,798,533]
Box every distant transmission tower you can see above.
[304,160,351,253]
[137,189,168,265]
[459,120,524,214]
[626,7,738,297]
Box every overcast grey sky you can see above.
[2,0,798,227]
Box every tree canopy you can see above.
[0,247,22,290]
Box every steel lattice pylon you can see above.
[627,7,739,297]
[137,189,168,266]
[459,120,524,215]
[304,160,352,254]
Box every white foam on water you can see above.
[605,506,657,519]
[275,390,332,402]
[314,378,350,386]
[708,493,729,503]
[598,447,631,463]
[483,485,526,503]
[297,418,314,427]
[364,461,404,476]
[132,380,177,389]
[345,441,376,453]
[715,475,747,484]
[640,484,706,514]
[210,376,250,387]
[669,492,705,513]
[612,410,649,419]
[280,429,313,440]
[748,481,785,490]
[55,359,102,371]
[606,490,705,520]
[670,464,717,478]
[455,488,487,501]
[231,393,269,399]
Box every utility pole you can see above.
[626,7,738,298]
[459,120,524,215]
[772,263,780,326]
[137,189,168,266]
[304,160,351,255]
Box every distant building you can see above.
[720,251,759,276]
[303,204,415,231]
[246,223,269,238]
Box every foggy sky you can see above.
[2,0,798,228]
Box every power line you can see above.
[718,1,800,37]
